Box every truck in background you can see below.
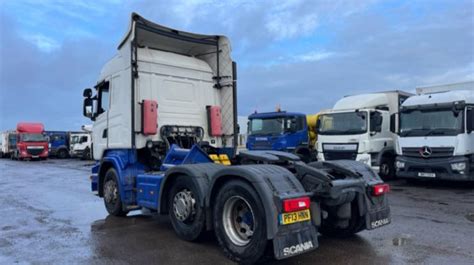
[70,132,92,160]
[12,122,49,160]
[246,111,319,162]
[0,131,17,158]
[81,13,390,264]
[45,131,74,158]
[395,81,474,181]
[316,91,413,178]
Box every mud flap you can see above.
[273,223,318,260]
[365,194,391,230]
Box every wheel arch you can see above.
[377,147,396,164]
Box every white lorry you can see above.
[0,131,17,158]
[70,125,93,159]
[395,81,474,181]
[316,91,413,178]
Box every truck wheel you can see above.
[57,149,68,159]
[82,147,91,160]
[103,168,128,217]
[296,148,312,163]
[213,180,267,264]
[380,156,395,179]
[168,175,206,241]
[319,201,365,238]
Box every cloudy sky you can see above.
[0,0,473,131]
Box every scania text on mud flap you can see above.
[83,13,390,264]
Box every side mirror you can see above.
[315,119,321,133]
[467,107,473,133]
[390,113,397,134]
[83,88,93,98]
[370,112,383,133]
[83,98,94,119]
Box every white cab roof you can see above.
[403,89,474,106]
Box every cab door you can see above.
[92,81,110,159]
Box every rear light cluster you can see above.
[372,184,390,196]
[283,197,310,212]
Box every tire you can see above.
[213,180,268,264]
[82,147,91,160]
[296,147,312,163]
[319,200,365,238]
[168,175,206,241]
[379,156,395,179]
[57,149,68,159]
[103,168,128,217]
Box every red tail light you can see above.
[283,197,310,212]
[372,184,390,196]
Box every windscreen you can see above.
[318,112,367,135]
[20,133,47,142]
[248,116,304,136]
[400,108,463,137]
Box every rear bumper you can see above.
[396,155,474,181]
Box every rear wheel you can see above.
[168,175,206,241]
[82,147,91,160]
[213,180,267,264]
[103,168,128,217]
[57,149,68,159]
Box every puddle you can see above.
[466,213,474,222]
[392,234,412,246]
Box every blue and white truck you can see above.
[82,13,391,263]
[395,82,474,181]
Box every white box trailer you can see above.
[396,81,474,181]
[316,90,413,178]
[0,131,17,158]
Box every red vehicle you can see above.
[12,122,49,160]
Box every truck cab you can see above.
[395,85,474,181]
[317,91,412,178]
[246,111,314,161]
[69,132,92,159]
[14,123,49,160]
[45,131,70,158]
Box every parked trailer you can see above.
[0,131,17,158]
[246,111,320,162]
[396,82,474,181]
[13,123,49,160]
[82,13,390,264]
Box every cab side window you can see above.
[98,82,110,114]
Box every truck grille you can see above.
[27,147,44,156]
[251,142,273,150]
[402,147,454,158]
[323,151,357,161]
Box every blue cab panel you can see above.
[136,173,165,210]
[161,144,213,171]
[246,112,309,151]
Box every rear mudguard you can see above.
[296,160,391,229]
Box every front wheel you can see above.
[168,175,206,241]
[213,180,267,264]
[57,149,68,159]
[103,168,128,217]
[380,156,395,179]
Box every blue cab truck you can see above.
[246,111,315,162]
[45,131,72,158]
[82,13,390,264]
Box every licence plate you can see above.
[418,172,436,178]
[280,209,311,225]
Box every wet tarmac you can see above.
[0,159,473,264]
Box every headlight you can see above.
[396,161,405,169]
[451,162,466,171]
[359,156,370,165]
